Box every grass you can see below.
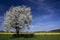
[0,33,60,40]
[0,32,60,36]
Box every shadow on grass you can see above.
[11,33,35,38]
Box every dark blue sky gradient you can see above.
[0,0,60,31]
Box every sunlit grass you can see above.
[35,33,60,35]
[0,32,60,35]
[0,32,60,40]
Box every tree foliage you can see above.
[4,5,32,31]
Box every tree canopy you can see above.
[4,5,32,31]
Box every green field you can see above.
[0,34,60,40]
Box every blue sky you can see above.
[0,0,60,32]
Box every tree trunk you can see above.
[16,27,20,36]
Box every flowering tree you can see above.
[4,5,32,35]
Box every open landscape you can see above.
[0,0,60,40]
[0,32,60,40]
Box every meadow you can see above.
[0,32,60,40]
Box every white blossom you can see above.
[4,5,32,30]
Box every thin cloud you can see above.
[32,13,53,23]
[30,21,60,31]
[28,0,56,14]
